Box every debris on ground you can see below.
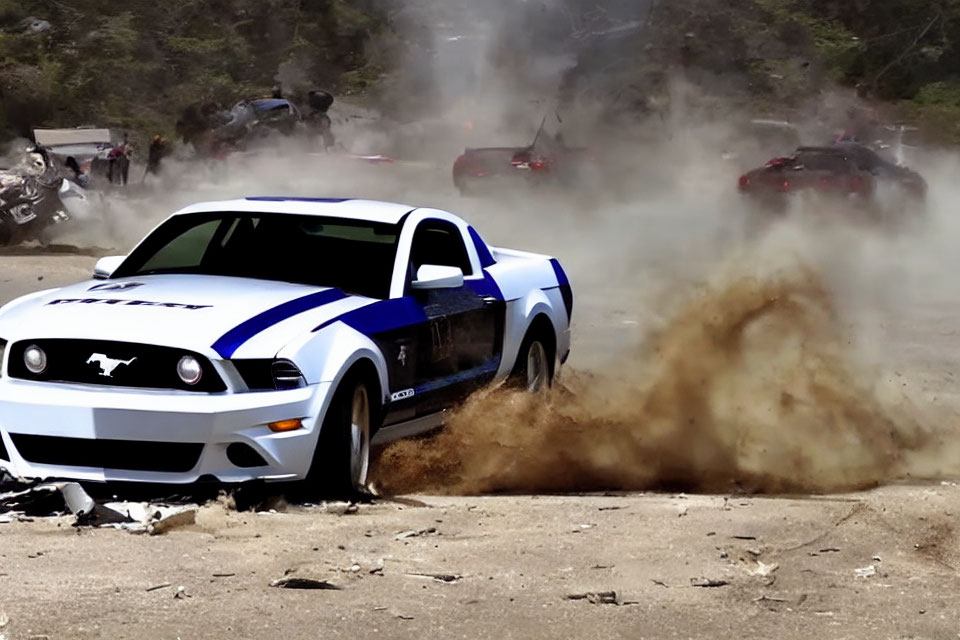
[323,502,360,515]
[146,583,172,592]
[146,509,197,535]
[270,577,343,590]
[61,483,95,516]
[854,565,877,579]
[394,527,437,540]
[690,577,731,587]
[0,480,201,533]
[405,572,462,583]
[749,561,779,577]
[566,591,620,605]
[173,585,190,599]
[753,595,788,603]
[0,484,64,517]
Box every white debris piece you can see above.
[749,561,779,577]
[101,502,198,534]
[854,565,877,579]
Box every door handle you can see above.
[482,296,499,306]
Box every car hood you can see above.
[0,274,371,359]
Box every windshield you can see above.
[113,212,401,299]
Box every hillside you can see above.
[1,0,959,146]
[563,0,960,142]
[0,0,386,144]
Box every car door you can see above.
[404,219,501,413]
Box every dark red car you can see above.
[738,143,926,206]
[452,132,591,195]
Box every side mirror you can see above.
[411,264,464,291]
[93,255,126,280]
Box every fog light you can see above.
[24,344,47,374]
[268,419,303,433]
[177,355,202,385]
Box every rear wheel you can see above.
[509,325,554,392]
[523,340,549,392]
[307,375,374,497]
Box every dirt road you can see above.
[1,488,959,639]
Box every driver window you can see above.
[409,220,473,280]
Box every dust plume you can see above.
[373,251,952,495]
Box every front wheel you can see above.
[307,377,374,497]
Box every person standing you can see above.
[146,134,166,176]
[306,90,335,150]
[107,133,132,186]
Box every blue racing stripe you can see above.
[549,258,569,287]
[468,226,497,268]
[213,288,347,358]
[245,196,349,203]
[313,297,427,334]
[465,270,504,300]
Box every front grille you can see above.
[11,434,203,473]
[8,339,226,392]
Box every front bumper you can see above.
[0,378,331,484]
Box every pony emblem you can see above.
[86,353,137,377]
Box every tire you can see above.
[509,327,554,392]
[307,375,374,497]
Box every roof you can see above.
[34,128,114,146]
[174,198,418,225]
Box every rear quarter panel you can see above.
[487,247,572,380]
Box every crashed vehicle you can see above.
[212,99,302,151]
[452,127,592,195]
[0,146,92,245]
[0,197,573,494]
[33,127,119,187]
[737,142,927,208]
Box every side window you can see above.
[409,220,473,278]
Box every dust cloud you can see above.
[371,235,959,496]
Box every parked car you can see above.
[0,197,573,495]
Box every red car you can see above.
[738,143,926,206]
[452,132,591,195]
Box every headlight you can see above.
[271,360,305,390]
[24,344,47,374]
[177,355,202,385]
